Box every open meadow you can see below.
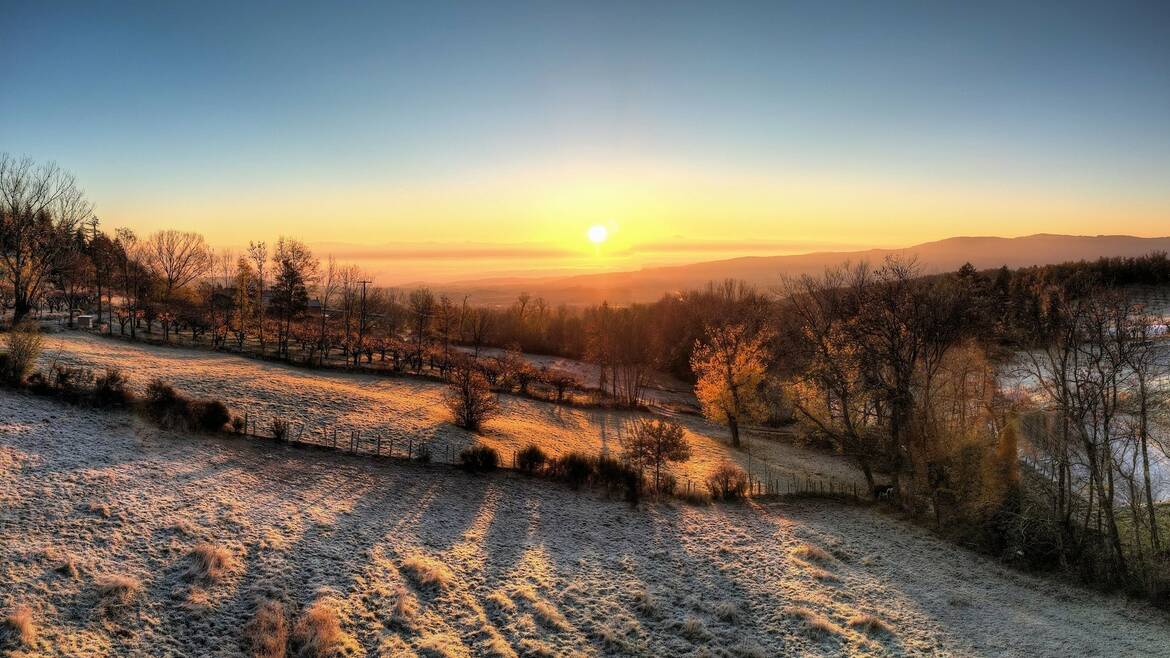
[3,391,1168,656]
[37,331,863,492]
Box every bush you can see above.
[706,461,749,500]
[52,366,93,397]
[231,416,246,434]
[269,417,289,441]
[459,445,500,473]
[516,444,547,475]
[550,452,594,489]
[595,455,632,493]
[1,322,43,386]
[194,400,231,433]
[144,379,193,429]
[93,369,130,408]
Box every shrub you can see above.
[270,418,289,441]
[706,461,749,500]
[52,366,93,397]
[444,365,499,431]
[516,444,547,475]
[145,379,193,429]
[551,451,594,489]
[459,445,499,473]
[194,400,231,433]
[1,322,43,386]
[594,455,628,492]
[231,416,246,434]
[594,454,643,504]
[93,368,130,408]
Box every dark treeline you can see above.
[5,154,1170,602]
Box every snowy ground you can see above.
[2,392,1168,657]
[38,331,860,490]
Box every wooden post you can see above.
[376,434,382,456]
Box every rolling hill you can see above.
[436,234,1170,305]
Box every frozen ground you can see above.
[38,331,859,490]
[2,392,1168,657]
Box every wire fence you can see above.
[234,408,867,502]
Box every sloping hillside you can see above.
[2,392,1167,656]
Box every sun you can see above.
[587,224,608,244]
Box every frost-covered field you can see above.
[38,331,860,489]
[2,392,1168,657]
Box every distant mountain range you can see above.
[432,234,1170,306]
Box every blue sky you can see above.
[3,1,1169,273]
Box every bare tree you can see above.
[0,154,93,322]
[444,359,499,431]
[247,241,268,351]
[144,230,212,340]
[317,255,340,365]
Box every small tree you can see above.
[623,419,691,494]
[691,324,773,447]
[444,362,499,431]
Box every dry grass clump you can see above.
[87,500,112,518]
[41,547,79,578]
[531,600,570,631]
[1,605,36,648]
[785,606,842,639]
[632,588,658,617]
[713,600,739,623]
[803,564,841,582]
[594,618,643,653]
[731,643,767,658]
[848,613,894,636]
[680,615,710,641]
[379,635,419,657]
[484,634,517,658]
[792,543,833,564]
[291,598,357,658]
[402,554,454,589]
[517,638,556,657]
[417,632,466,657]
[185,543,234,584]
[390,586,419,627]
[96,573,142,609]
[486,590,516,612]
[245,599,288,658]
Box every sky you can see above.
[4,1,1170,283]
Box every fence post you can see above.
[376,434,382,456]
[408,439,413,459]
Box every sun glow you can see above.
[587,224,609,244]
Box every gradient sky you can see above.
[4,1,1169,282]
